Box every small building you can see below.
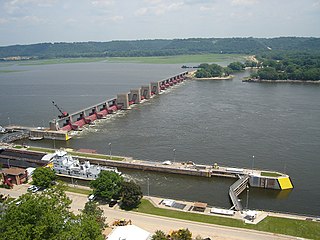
[1,167,28,186]
[107,225,151,240]
[193,202,207,212]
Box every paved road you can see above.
[1,185,299,240]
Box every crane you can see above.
[52,101,69,119]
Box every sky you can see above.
[0,0,320,46]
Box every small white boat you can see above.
[29,136,43,140]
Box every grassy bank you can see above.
[135,199,320,239]
[107,54,245,64]
[0,70,24,73]
[5,54,246,66]
[19,57,106,65]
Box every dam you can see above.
[1,71,189,142]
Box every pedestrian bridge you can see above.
[229,175,249,211]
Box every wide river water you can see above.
[0,61,319,216]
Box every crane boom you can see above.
[52,101,69,118]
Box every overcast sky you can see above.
[0,0,319,46]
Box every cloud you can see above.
[0,18,9,25]
[313,0,320,7]
[135,1,184,16]
[4,0,57,14]
[231,0,257,6]
[135,8,148,16]
[110,15,123,22]
[91,0,114,7]
[18,15,47,24]
[91,15,124,25]
[199,5,215,11]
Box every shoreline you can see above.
[243,79,320,84]
[190,75,234,81]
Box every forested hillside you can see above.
[0,37,319,59]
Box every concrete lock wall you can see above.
[116,93,129,109]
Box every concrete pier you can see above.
[116,93,130,110]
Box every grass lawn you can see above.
[65,186,92,195]
[135,199,320,239]
[25,146,55,153]
[68,151,124,161]
[261,172,282,177]
[13,145,124,160]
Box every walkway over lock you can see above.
[229,175,249,211]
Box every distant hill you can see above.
[0,37,320,59]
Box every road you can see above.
[1,185,298,240]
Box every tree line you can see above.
[0,37,319,59]
[250,52,320,81]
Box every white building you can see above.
[107,225,151,240]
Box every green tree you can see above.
[257,67,279,80]
[207,63,223,77]
[120,180,143,210]
[151,230,167,240]
[0,184,104,240]
[227,62,245,72]
[32,167,56,188]
[90,171,123,202]
[83,200,106,228]
[195,69,210,78]
[170,228,192,240]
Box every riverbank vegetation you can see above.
[195,61,245,78]
[250,52,320,81]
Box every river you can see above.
[0,61,319,216]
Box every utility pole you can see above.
[147,177,150,196]
[108,142,112,159]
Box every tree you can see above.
[32,167,56,188]
[207,64,223,77]
[227,62,245,72]
[0,184,105,240]
[83,200,106,228]
[257,67,279,80]
[170,228,192,240]
[90,171,123,202]
[151,230,167,240]
[120,180,143,210]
